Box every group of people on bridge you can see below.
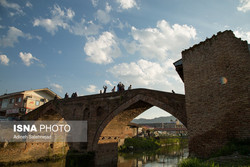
[64,92,77,99]
[63,82,132,99]
[100,82,132,94]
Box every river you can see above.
[9,140,188,167]
[117,142,188,167]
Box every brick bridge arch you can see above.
[91,89,186,150]
[22,89,186,153]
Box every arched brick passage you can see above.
[22,89,186,153]
[91,94,186,150]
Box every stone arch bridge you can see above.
[22,88,185,157]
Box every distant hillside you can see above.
[131,116,176,124]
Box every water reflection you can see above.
[118,144,188,167]
[8,143,188,167]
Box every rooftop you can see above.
[173,30,250,82]
[0,88,61,99]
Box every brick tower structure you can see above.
[181,30,250,157]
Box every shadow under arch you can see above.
[91,94,186,150]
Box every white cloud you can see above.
[69,19,101,36]
[113,18,128,30]
[96,9,111,24]
[84,31,121,64]
[124,20,196,60]
[34,4,100,37]
[33,4,75,35]
[0,54,9,65]
[66,8,75,19]
[114,20,194,93]
[105,2,112,12]
[0,0,24,15]
[237,0,250,12]
[95,3,112,24]
[116,0,138,9]
[26,2,32,8]
[50,83,63,93]
[19,52,40,66]
[91,0,99,7]
[104,80,113,87]
[234,30,250,42]
[108,59,182,90]
[0,27,33,47]
[86,84,97,93]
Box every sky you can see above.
[0,0,250,119]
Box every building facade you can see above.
[0,88,60,118]
[174,30,250,157]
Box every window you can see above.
[16,97,22,103]
[35,100,40,106]
[9,98,14,104]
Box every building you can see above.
[0,88,60,118]
[174,30,250,157]
[130,119,187,137]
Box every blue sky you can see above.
[0,0,250,119]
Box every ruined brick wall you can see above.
[0,142,68,164]
[182,30,250,157]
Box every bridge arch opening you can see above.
[92,93,186,150]
[134,106,173,120]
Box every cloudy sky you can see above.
[0,0,250,119]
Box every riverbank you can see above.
[178,138,250,167]
[119,137,188,152]
[179,154,250,167]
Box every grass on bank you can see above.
[211,138,250,157]
[178,138,250,167]
[178,158,219,167]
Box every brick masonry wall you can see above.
[182,30,250,157]
[23,88,186,153]
[0,142,68,164]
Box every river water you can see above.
[117,143,188,167]
[10,142,188,167]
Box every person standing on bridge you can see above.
[103,85,107,93]
[121,83,125,91]
[128,85,132,90]
[112,86,115,92]
[117,82,121,92]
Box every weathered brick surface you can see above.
[182,30,250,157]
[0,142,68,164]
[19,88,185,164]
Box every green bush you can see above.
[119,137,160,152]
[212,138,250,157]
